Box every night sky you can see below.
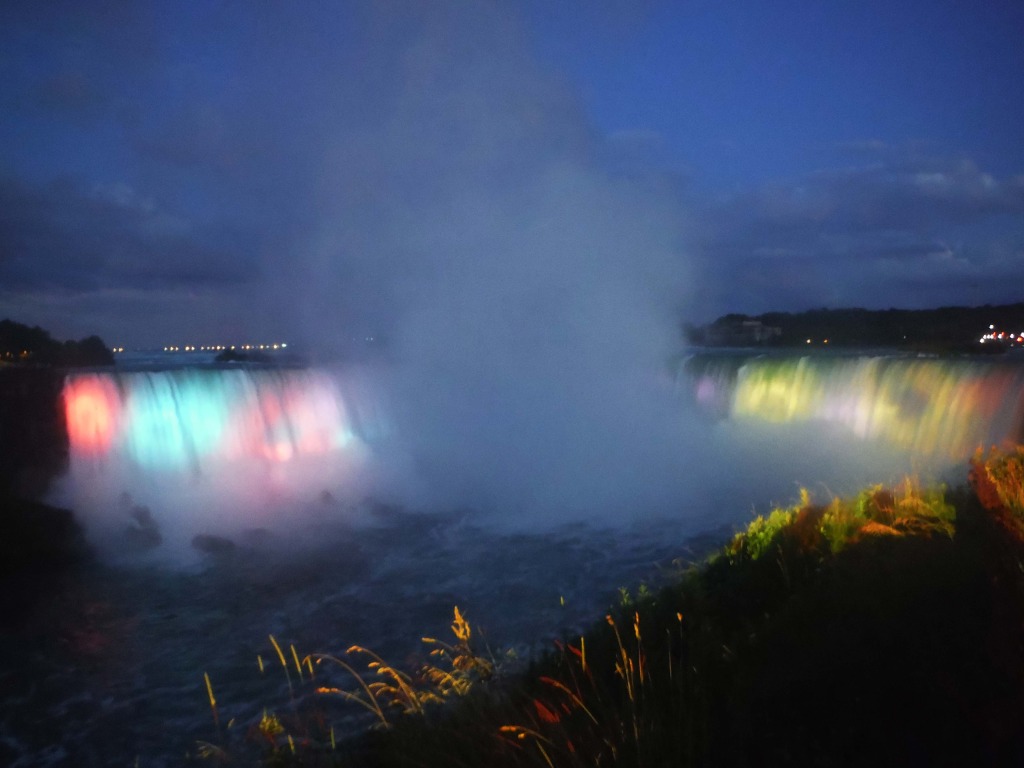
[2,1,1022,350]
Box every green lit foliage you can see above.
[819,480,955,552]
[728,480,956,564]
[733,506,799,561]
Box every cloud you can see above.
[123,1,690,355]
[161,1,691,515]
[722,156,1022,235]
[1,1,691,351]
[0,1,159,126]
[34,71,105,117]
[693,148,1024,315]
[0,174,255,294]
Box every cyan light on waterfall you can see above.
[60,368,379,559]
[65,369,360,469]
[121,374,230,467]
[729,357,1024,458]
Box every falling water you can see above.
[683,353,1024,459]
[56,366,389,560]
[56,354,1024,563]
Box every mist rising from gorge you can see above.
[49,4,988,561]
[263,3,697,521]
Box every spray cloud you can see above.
[271,3,695,519]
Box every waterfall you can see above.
[57,366,388,559]
[683,353,1024,459]
[56,354,1024,562]
[64,368,375,468]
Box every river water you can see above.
[3,506,723,767]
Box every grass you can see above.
[192,608,502,765]
[196,449,1024,767]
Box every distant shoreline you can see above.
[685,302,1024,354]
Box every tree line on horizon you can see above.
[0,319,114,367]
[686,302,1024,352]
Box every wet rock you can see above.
[0,495,90,579]
[124,504,162,551]
[191,534,237,556]
[0,367,68,498]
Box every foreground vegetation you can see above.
[197,447,1024,767]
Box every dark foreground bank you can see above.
[200,448,1024,768]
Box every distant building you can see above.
[703,319,782,346]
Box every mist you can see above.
[49,3,966,558]
[251,3,697,523]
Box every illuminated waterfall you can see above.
[684,354,1024,459]
[58,367,387,558]
[58,355,1024,560]
[65,368,364,467]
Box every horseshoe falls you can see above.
[52,354,1024,564]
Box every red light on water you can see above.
[65,377,119,454]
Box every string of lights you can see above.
[109,343,289,354]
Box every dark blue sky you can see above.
[2,0,1022,349]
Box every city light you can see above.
[155,342,288,353]
[978,326,1024,347]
